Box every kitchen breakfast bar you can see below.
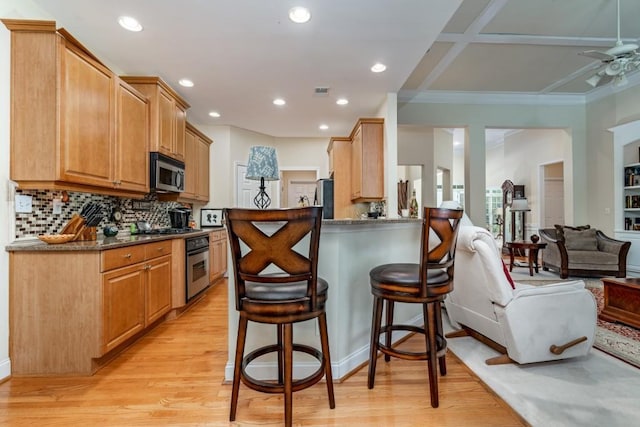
[225,218,423,382]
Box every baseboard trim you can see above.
[0,357,11,382]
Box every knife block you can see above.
[75,226,97,241]
[60,215,97,241]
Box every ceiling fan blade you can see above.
[579,50,615,61]
[597,74,615,87]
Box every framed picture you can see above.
[201,208,224,228]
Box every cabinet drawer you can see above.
[144,240,172,260]
[210,230,227,242]
[102,245,145,272]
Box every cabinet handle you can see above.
[145,264,151,270]
[157,247,163,252]
[123,253,132,259]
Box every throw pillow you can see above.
[563,228,598,251]
[553,224,590,242]
[501,259,516,289]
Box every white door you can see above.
[235,164,260,208]
[287,180,316,207]
[543,178,564,226]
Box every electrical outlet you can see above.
[53,198,63,215]
[15,194,32,213]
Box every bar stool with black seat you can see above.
[367,206,462,408]
[225,206,335,427]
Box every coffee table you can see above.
[505,240,547,276]
[600,277,640,329]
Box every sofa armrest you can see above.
[538,229,568,268]
[596,230,631,255]
[512,280,586,300]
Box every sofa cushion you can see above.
[563,228,598,251]
[567,250,619,266]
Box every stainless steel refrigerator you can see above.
[314,179,334,219]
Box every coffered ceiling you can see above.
[22,0,640,138]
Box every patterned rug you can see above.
[584,279,640,369]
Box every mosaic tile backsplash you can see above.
[14,189,188,239]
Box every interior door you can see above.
[235,164,261,208]
[544,178,565,226]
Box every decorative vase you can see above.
[530,234,540,243]
[409,190,419,218]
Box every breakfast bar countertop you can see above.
[5,229,211,252]
[322,217,421,225]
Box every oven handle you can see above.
[187,246,209,256]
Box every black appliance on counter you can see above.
[132,227,197,235]
[169,207,191,229]
[314,179,334,219]
[150,152,185,193]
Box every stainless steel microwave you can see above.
[150,152,185,193]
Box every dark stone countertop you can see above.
[5,229,212,252]
[322,217,421,225]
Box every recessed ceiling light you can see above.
[209,111,221,118]
[289,7,311,24]
[118,16,143,32]
[371,63,387,73]
[178,79,194,87]
[319,124,329,130]
[336,98,349,106]
[273,98,286,106]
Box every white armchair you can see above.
[445,225,597,365]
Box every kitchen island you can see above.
[225,218,424,381]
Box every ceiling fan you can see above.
[579,0,640,87]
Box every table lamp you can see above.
[510,197,530,241]
[246,146,279,209]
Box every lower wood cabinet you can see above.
[9,239,173,375]
[209,229,227,283]
[101,241,172,353]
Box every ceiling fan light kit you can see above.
[580,0,640,88]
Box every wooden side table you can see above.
[600,277,640,329]
[505,240,547,276]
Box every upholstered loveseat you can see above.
[538,225,630,279]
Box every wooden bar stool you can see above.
[367,207,463,408]
[225,207,335,427]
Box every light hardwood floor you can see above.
[0,280,527,426]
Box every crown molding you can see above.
[398,90,586,106]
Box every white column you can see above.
[464,125,487,226]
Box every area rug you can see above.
[584,280,640,369]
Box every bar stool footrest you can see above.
[241,343,326,393]
[377,324,447,360]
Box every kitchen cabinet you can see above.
[350,118,384,202]
[121,76,190,162]
[327,137,353,219]
[3,20,150,198]
[179,123,212,203]
[101,241,172,353]
[9,239,173,375]
[210,229,228,283]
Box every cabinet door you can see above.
[360,122,384,199]
[182,127,197,198]
[210,235,227,282]
[145,255,172,325]
[197,137,210,201]
[157,88,175,157]
[60,44,114,187]
[350,126,363,200]
[102,264,145,353]
[174,104,187,161]
[116,81,149,192]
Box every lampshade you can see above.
[246,146,279,181]
[510,198,530,212]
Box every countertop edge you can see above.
[5,229,214,252]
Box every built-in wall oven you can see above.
[186,235,210,302]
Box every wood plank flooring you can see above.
[0,281,527,426]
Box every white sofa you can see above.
[445,225,597,364]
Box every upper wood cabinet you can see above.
[327,137,352,219]
[178,122,212,203]
[120,76,190,162]
[4,19,150,197]
[350,118,384,202]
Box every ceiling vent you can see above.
[314,87,330,96]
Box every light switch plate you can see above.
[15,194,32,213]
[53,198,63,215]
